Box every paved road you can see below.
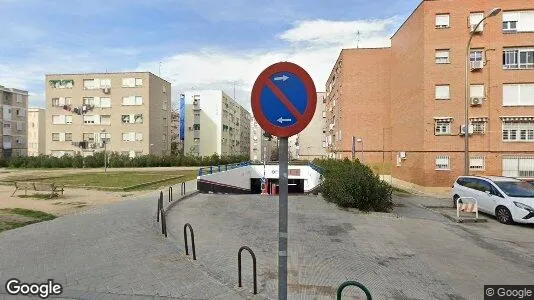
[0,180,246,300]
[166,194,534,300]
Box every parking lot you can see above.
[166,193,534,300]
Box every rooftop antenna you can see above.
[356,29,360,48]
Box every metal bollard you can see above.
[238,246,257,294]
[161,209,167,237]
[168,186,173,203]
[156,191,163,222]
[336,281,372,300]
[183,223,196,260]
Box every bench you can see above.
[11,182,65,198]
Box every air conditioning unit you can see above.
[470,24,482,32]
[329,124,335,131]
[470,61,483,70]
[102,87,110,94]
[399,152,407,159]
[460,125,474,135]
[470,97,483,106]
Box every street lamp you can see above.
[464,7,501,175]
[101,129,107,173]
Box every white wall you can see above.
[183,90,222,156]
[198,164,322,192]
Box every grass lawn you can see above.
[0,208,56,232]
[3,170,197,191]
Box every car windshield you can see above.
[494,181,534,198]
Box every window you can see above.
[470,156,485,170]
[100,115,111,125]
[122,78,142,87]
[435,119,452,135]
[52,98,60,107]
[83,97,95,106]
[121,115,131,123]
[52,133,60,141]
[16,109,24,117]
[83,79,96,89]
[435,50,450,64]
[83,115,96,124]
[65,133,72,141]
[502,10,534,33]
[122,132,142,142]
[435,85,450,100]
[83,133,95,142]
[435,155,450,170]
[469,12,484,31]
[16,122,23,131]
[49,79,73,89]
[503,48,534,69]
[66,115,72,124]
[52,115,65,125]
[470,84,485,98]
[100,97,111,108]
[502,121,534,142]
[134,114,143,124]
[470,50,483,62]
[471,120,487,134]
[502,156,534,177]
[122,96,143,105]
[100,79,111,88]
[435,14,450,28]
[193,124,200,130]
[503,84,534,106]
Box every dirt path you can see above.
[0,185,150,216]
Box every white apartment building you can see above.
[0,85,28,157]
[181,90,250,157]
[28,108,46,156]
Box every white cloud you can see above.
[141,17,400,111]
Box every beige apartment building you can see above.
[45,72,171,157]
[250,118,278,162]
[181,90,250,157]
[28,108,46,156]
[324,0,534,186]
[0,85,28,157]
[291,92,327,160]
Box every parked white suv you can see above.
[451,176,534,224]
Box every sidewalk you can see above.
[0,180,244,299]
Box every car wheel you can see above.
[453,195,461,208]
[496,206,513,225]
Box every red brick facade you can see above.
[324,0,534,187]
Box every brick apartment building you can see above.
[45,72,171,157]
[324,0,534,187]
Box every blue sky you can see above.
[0,0,420,109]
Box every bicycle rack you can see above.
[238,246,257,294]
[156,191,163,222]
[183,223,196,260]
[336,281,372,300]
[168,186,173,203]
[181,182,186,196]
[161,209,167,237]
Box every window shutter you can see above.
[59,97,65,106]
[519,11,534,32]
[135,78,143,86]
[136,133,143,141]
[503,12,519,22]
[135,96,143,105]
[503,84,520,106]
[520,84,534,105]
[59,133,66,141]
[436,14,449,26]
[93,115,100,124]
[470,13,484,28]
[470,85,485,98]
[518,157,534,173]
[435,85,450,99]
[94,97,101,108]
[100,97,111,108]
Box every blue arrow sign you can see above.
[259,71,308,128]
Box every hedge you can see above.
[313,158,393,212]
[1,153,250,169]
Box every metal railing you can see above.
[198,161,251,176]
[168,186,173,203]
[337,281,372,300]
[160,209,167,237]
[237,246,257,294]
[183,223,196,260]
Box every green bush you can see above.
[3,153,250,169]
[313,158,393,212]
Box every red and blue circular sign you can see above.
[251,62,317,138]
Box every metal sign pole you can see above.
[278,137,288,300]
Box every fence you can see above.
[198,161,251,176]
